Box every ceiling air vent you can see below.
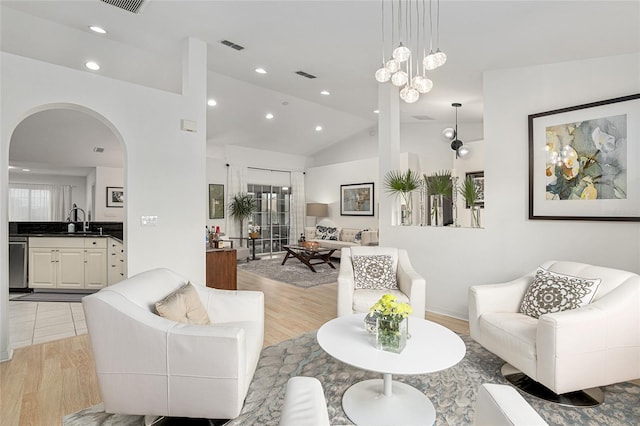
[220,40,245,51]
[295,70,317,79]
[411,115,434,121]
[100,0,149,14]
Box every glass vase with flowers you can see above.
[369,294,413,353]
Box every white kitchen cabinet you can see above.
[29,237,108,290]
[107,238,125,285]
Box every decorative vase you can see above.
[249,232,259,239]
[430,194,444,226]
[401,195,413,226]
[471,205,481,228]
[375,316,408,353]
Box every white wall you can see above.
[94,166,124,222]
[305,157,379,230]
[8,172,87,216]
[380,53,640,320]
[0,38,207,361]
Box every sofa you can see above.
[304,225,378,258]
[82,268,264,419]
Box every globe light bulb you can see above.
[412,75,433,93]
[385,59,400,73]
[442,127,456,140]
[391,70,408,87]
[392,43,411,62]
[423,51,438,71]
[434,49,447,67]
[457,145,471,159]
[400,86,420,103]
[375,67,391,83]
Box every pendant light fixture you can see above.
[374,0,447,104]
[449,103,470,159]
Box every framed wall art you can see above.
[465,171,485,208]
[209,184,224,219]
[340,182,375,216]
[106,187,124,208]
[529,94,640,221]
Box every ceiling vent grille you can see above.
[100,0,149,14]
[295,70,317,79]
[411,115,434,121]
[220,40,245,51]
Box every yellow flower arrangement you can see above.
[370,293,413,318]
[370,294,412,353]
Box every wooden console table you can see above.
[206,248,237,290]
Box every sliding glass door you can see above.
[248,184,291,256]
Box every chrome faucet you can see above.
[67,207,89,232]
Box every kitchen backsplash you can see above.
[9,222,124,240]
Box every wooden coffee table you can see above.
[281,244,336,273]
[317,314,466,426]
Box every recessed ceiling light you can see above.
[255,68,267,74]
[320,90,330,96]
[89,25,107,34]
[22,169,31,172]
[315,126,323,132]
[207,99,217,106]
[85,61,100,71]
[8,166,15,169]
[93,147,104,153]
[266,113,274,119]
[373,110,380,114]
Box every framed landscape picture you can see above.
[528,94,640,221]
[106,187,124,208]
[341,182,374,216]
[209,184,224,219]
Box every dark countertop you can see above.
[12,233,123,243]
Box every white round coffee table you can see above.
[317,314,465,426]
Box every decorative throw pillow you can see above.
[315,225,340,240]
[155,282,211,325]
[352,255,397,290]
[520,267,601,319]
[353,228,369,243]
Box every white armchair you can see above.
[337,246,426,318]
[469,260,640,398]
[82,268,264,419]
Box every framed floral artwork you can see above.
[340,182,375,216]
[106,187,124,208]
[528,93,640,221]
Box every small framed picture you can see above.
[106,187,124,208]
[340,182,375,216]
[209,184,224,219]
[465,171,485,208]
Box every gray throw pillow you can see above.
[520,267,600,319]
[352,255,397,290]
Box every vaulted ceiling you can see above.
[2,1,639,170]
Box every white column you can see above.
[377,83,401,228]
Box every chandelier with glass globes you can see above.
[374,0,447,104]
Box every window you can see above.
[8,184,71,221]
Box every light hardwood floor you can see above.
[0,270,469,426]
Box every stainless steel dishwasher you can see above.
[9,236,28,290]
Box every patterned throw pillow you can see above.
[315,225,340,240]
[353,228,369,243]
[352,255,397,290]
[520,267,601,319]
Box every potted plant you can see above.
[424,170,452,226]
[228,193,257,245]
[248,224,261,239]
[458,177,481,227]
[383,169,422,225]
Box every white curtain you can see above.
[8,183,72,221]
[290,171,306,244]
[226,164,247,238]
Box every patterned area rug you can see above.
[237,257,339,288]
[64,333,640,425]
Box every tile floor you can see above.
[8,299,87,349]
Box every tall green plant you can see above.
[383,169,422,207]
[458,177,480,207]
[424,170,452,197]
[228,193,257,242]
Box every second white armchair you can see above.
[337,246,426,318]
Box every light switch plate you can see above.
[141,215,158,226]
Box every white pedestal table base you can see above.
[342,374,435,426]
